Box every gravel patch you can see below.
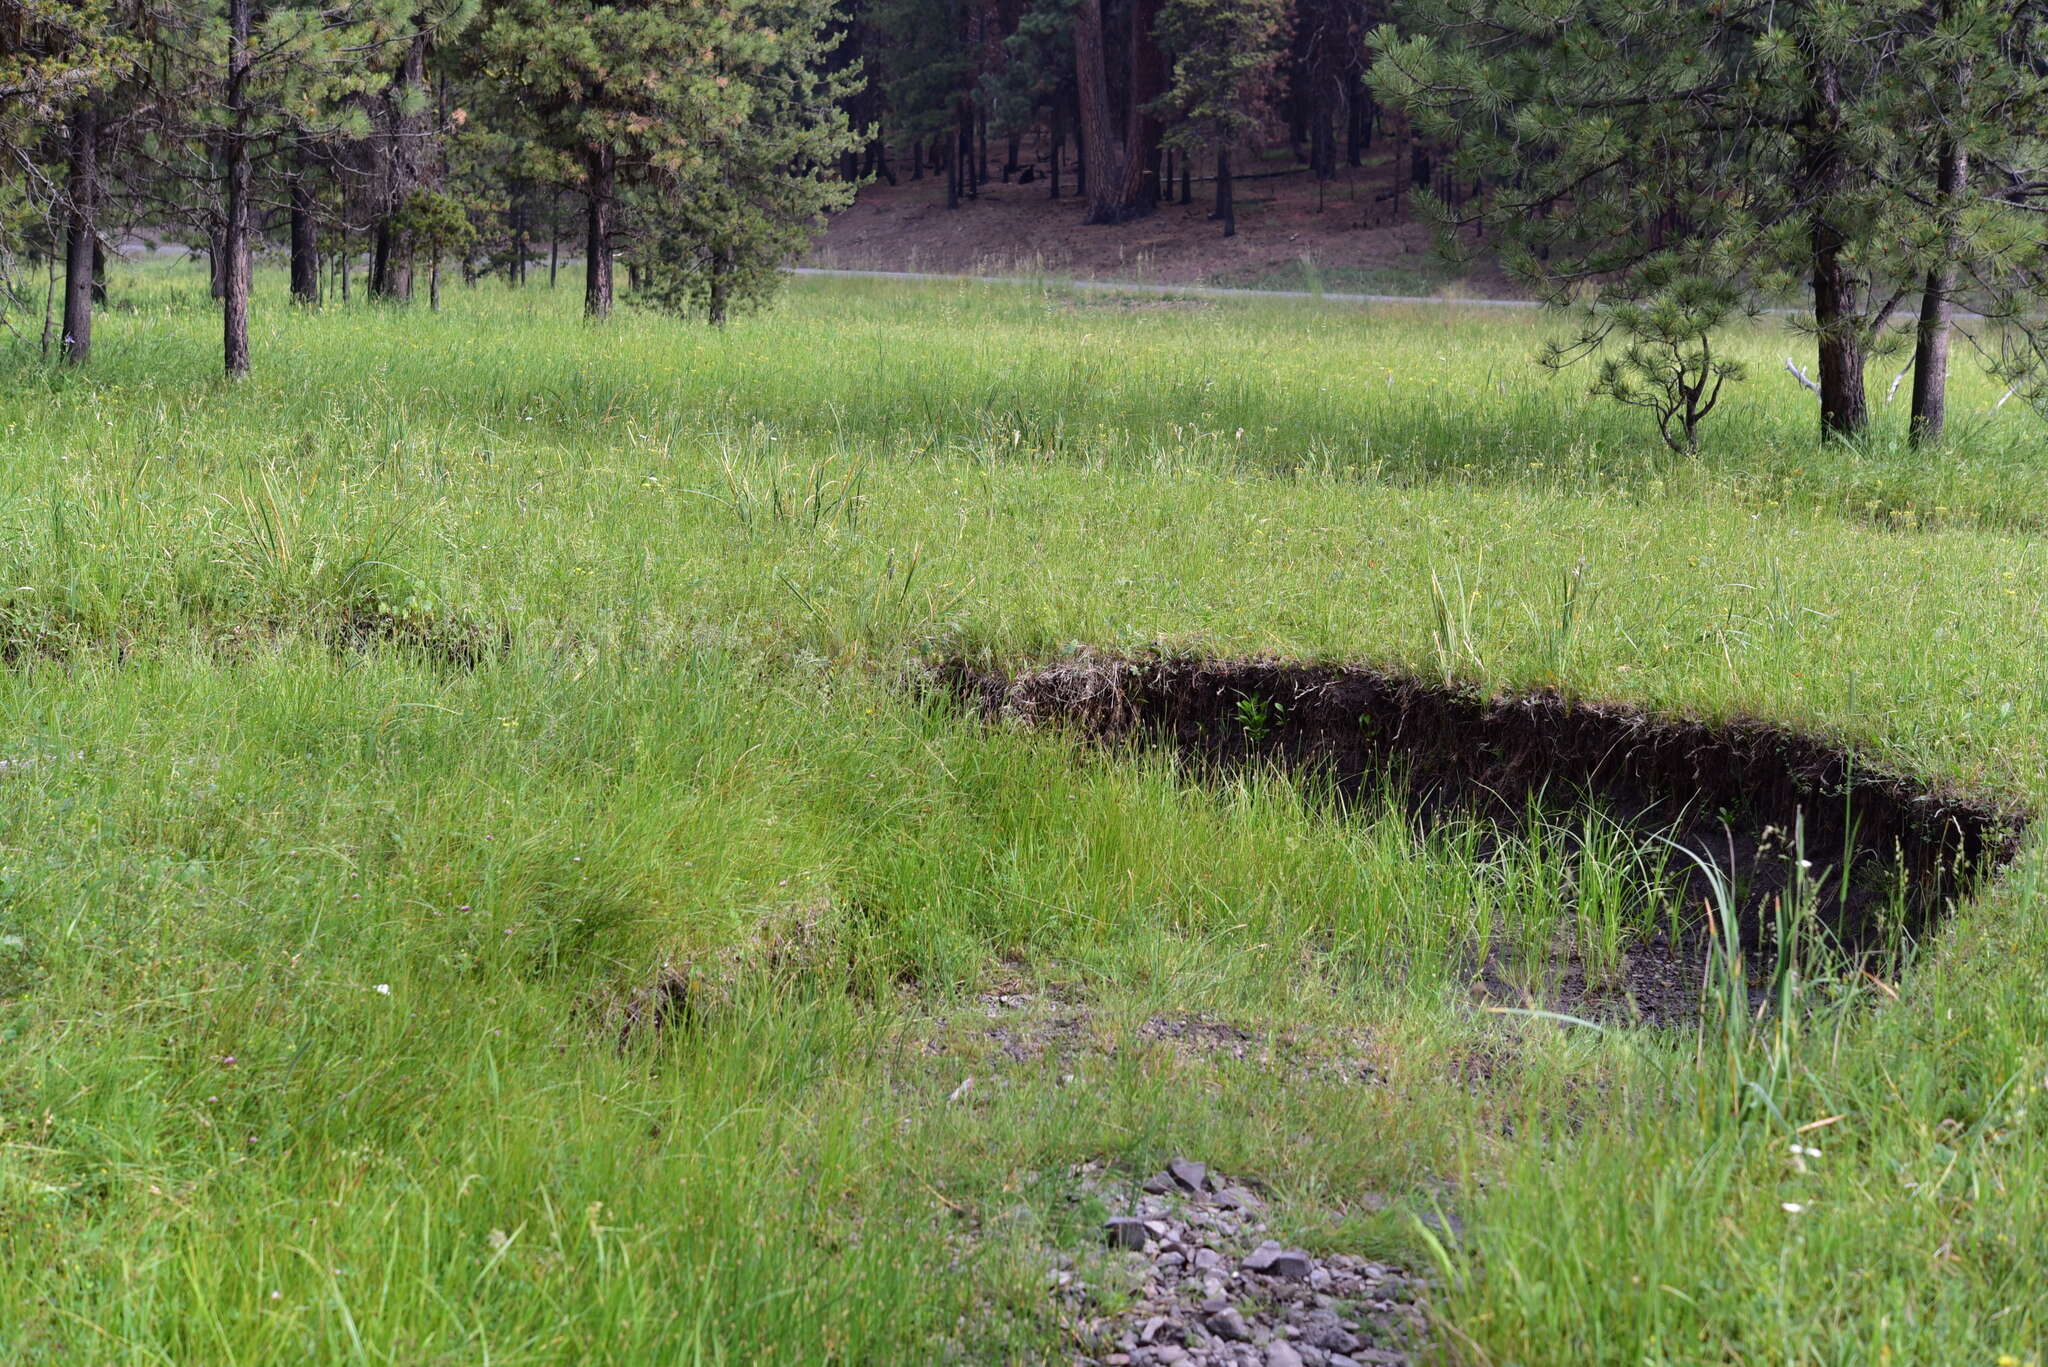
[1053,1159,1430,1367]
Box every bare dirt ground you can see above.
[811,141,1521,295]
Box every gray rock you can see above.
[1214,1186,1265,1211]
[1206,1308,1253,1343]
[1143,1172,1177,1195]
[1264,1345,1305,1367]
[1168,1158,1210,1193]
[1105,1217,1152,1250]
[1300,1310,1362,1354]
[1139,1316,1180,1345]
[1242,1241,1314,1280]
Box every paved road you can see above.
[792,265,1540,310]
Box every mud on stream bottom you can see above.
[939,654,2027,1024]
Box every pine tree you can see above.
[1369,0,2048,443]
[631,0,862,324]
[145,0,470,373]
[480,0,813,318]
[983,0,1076,198]
[2,0,132,357]
[1150,0,1287,237]
[871,0,974,208]
[1899,0,2048,441]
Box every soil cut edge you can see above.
[935,652,2028,963]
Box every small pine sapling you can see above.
[1541,269,1746,455]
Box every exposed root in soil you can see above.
[937,652,2028,1018]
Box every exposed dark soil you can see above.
[939,653,2028,1020]
[326,602,509,670]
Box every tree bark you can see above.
[1909,139,1967,447]
[223,0,254,378]
[584,143,615,319]
[1215,146,1234,238]
[1347,77,1372,165]
[1050,102,1063,199]
[61,100,98,365]
[371,36,427,302]
[959,101,977,199]
[1910,33,1970,448]
[290,140,320,305]
[1074,0,1123,223]
[1803,54,1866,437]
[709,248,731,326]
[511,195,527,285]
[1111,0,1166,218]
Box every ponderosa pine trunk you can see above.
[61,100,97,364]
[1074,0,1123,223]
[708,248,731,327]
[511,196,527,285]
[1910,26,1970,449]
[1803,55,1866,437]
[1111,0,1166,218]
[583,144,614,319]
[1049,102,1063,199]
[1347,77,1371,165]
[1909,138,1967,447]
[371,36,427,302]
[1215,146,1234,237]
[290,140,320,305]
[223,0,254,378]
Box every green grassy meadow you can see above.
[1,265,2045,1363]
